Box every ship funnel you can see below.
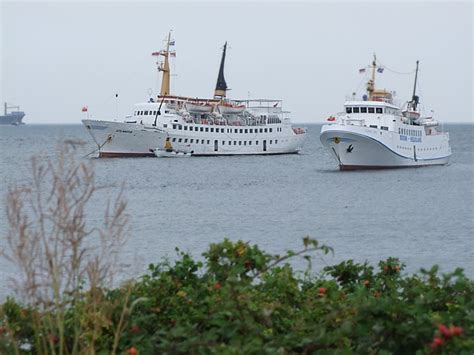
[214,42,228,99]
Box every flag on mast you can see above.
[359,68,366,73]
[169,40,175,46]
[377,67,384,73]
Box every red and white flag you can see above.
[81,106,88,112]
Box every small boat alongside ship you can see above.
[154,139,193,158]
[320,56,451,170]
[0,103,25,125]
[82,34,306,157]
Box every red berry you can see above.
[383,265,389,271]
[214,282,221,290]
[438,324,451,338]
[131,325,140,334]
[450,325,464,336]
[127,347,138,355]
[430,336,444,349]
[363,280,370,287]
[318,287,327,295]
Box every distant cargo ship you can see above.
[0,103,25,125]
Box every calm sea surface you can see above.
[0,124,473,298]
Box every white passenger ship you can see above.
[320,56,451,170]
[82,35,306,157]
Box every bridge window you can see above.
[346,107,352,114]
[368,107,375,113]
[376,108,383,114]
[361,107,367,113]
[184,126,188,131]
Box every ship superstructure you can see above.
[82,34,305,157]
[320,56,451,170]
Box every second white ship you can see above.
[320,56,451,170]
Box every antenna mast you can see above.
[214,42,228,99]
[159,31,172,97]
[367,54,377,100]
[411,60,420,110]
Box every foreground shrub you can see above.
[2,238,472,354]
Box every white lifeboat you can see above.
[185,102,213,113]
[217,102,245,114]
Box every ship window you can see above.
[245,129,248,133]
[190,139,193,143]
[361,107,367,113]
[207,140,210,144]
[250,129,253,133]
[368,107,375,113]
[210,128,214,132]
[264,128,268,133]
[221,128,224,133]
[269,128,273,132]
[205,128,209,132]
[200,127,204,132]
[222,141,225,145]
[381,126,388,131]
[240,129,243,134]
[229,141,231,145]
[370,125,377,129]
[244,141,247,145]
[376,107,383,114]
[184,126,188,130]
[256,141,259,145]
[346,107,352,114]
[353,107,360,113]
[234,141,237,145]
[178,125,182,130]
[259,129,263,133]
[163,124,167,128]
[189,126,193,131]
[249,141,252,145]
[184,139,188,143]
[270,140,273,144]
[275,139,278,144]
[173,124,177,129]
[195,140,199,144]
[178,138,182,142]
[172,138,176,142]
[144,111,148,115]
[201,139,204,144]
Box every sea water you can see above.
[0,124,473,299]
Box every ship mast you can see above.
[411,60,420,111]
[214,42,228,99]
[367,54,377,100]
[159,31,172,97]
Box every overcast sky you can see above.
[1,1,472,124]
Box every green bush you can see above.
[1,238,473,354]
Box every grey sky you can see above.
[1,1,472,124]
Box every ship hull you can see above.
[83,119,305,157]
[0,112,25,125]
[320,125,451,170]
